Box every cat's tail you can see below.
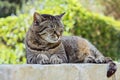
[104,57,117,78]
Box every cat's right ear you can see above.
[33,12,45,25]
[56,12,65,20]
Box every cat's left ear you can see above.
[56,12,65,19]
[33,12,45,23]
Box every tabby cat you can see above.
[25,12,117,77]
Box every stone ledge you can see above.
[0,64,119,80]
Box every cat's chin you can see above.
[43,36,60,43]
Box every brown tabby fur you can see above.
[25,12,117,77]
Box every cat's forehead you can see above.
[40,14,63,27]
[45,20,63,28]
[41,14,58,20]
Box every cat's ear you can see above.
[33,12,45,23]
[56,12,65,19]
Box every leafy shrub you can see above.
[0,0,120,64]
[0,15,30,64]
[73,12,120,60]
[68,1,120,60]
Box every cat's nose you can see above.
[54,31,60,37]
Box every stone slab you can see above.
[0,63,119,80]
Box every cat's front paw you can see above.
[50,55,63,64]
[95,56,105,63]
[37,54,49,64]
[84,56,95,63]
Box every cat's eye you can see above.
[34,20,39,26]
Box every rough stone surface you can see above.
[0,63,119,80]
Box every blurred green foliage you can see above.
[0,15,29,64]
[0,0,120,64]
[0,1,16,17]
[0,0,27,18]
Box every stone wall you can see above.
[0,64,119,80]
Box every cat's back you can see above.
[61,36,90,62]
[61,36,88,47]
[61,36,78,47]
[61,36,79,55]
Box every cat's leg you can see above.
[84,55,96,63]
[88,42,117,77]
[81,44,105,63]
[84,54,117,77]
[86,41,105,63]
[94,51,105,63]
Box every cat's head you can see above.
[31,12,65,43]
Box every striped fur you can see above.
[25,12,116,77]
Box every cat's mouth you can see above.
[40,34,60,43]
